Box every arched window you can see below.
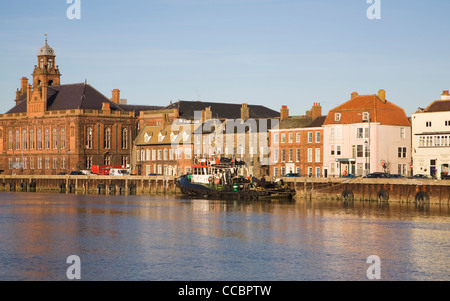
[60,128,65,149]
[104,127,111,149]
[44,129,50,149]
[22,130,27,150]
[52,128,58,149]
[122,128,128,149]
[48,59,53,69]
[8,130,13,150]
[37,129,42,150]
[15,130,20,150]
[30,129,35,150]
[40,59,44,69]
[86,127,93,149]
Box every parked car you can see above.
[411,174,432,179]
[364,172,389,178]
[69,171,84,176]
[110,168,131,176]
[389,174,406,179]
[284,173,300,177]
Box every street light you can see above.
[365,140,369,176]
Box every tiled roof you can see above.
[324,94,411,126]
[5,83,161,116]
[163,100,280,120]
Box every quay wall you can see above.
[1,175,449,204]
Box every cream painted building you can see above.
[411,90,450,179]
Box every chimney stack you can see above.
[112,89,120,104]
[41,83,48,104]
[378,89,386,103]
[280,105,289,120]
[241,103,249,121]
[26,84,32,103]
[312,102,322,119]
[441,90,450,101]
[202,106,212,122]
[351,92,359,99]
[21,77,28,93]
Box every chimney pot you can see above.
[112,89,120,104]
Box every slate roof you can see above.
[135,123,198,146]
[163,100,280,120]
[5,83,162,115]
[423,100,450,113]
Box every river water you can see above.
[0,192,448,281]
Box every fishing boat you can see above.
[175,156,296,200]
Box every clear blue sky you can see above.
[1,0,449,116]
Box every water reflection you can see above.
[0,192,448,281]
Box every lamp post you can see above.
[365,140,369,176]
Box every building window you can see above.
[308,132,313,143]
[400,128,406,139]
[29,129,35,150]
[296,132,301,143]
[44,129,50,150]
[289,133,293,143]
[315,148,321,163]
[37,158,42,170]
[330,128,335,139]
[296,167,301,174]
[281,149,286,162]
[316,167,321,178]
[22,130,27,150]
[104,127,111,149]
[308,167,313,177]
[426,121,432,127]
[61,157,66,169]
[86,157,92,169]
[15,130,20,150]
[53,157,58,170]
[122,128,128,149]
[30,157,35,170]
[315,132,321,143]
[37,129,42,150]
[122,156,128,167]
[398,164,407,176]
[146,150,151,161]
[336,145,342,156]
[8,130,13,150]
[308,148,313,163]
[335,113,341,122]
[296,149,300,162]
[274,133,279,144]
[357,145,364,158]
[398,147,407,158]
[86,127,93,149]
[281,133,286,143]
[362,112,370,122]
[105,156,111,166]
[274,149,279,163]
[164,149,168,161]
[289,149,293,162]
[185,148,192,159]
[52,128,58,149]
[356,128,369,139]
[60,128,65,149]
[169,149,174,160]
[45,158,50,170]
[331,145,335,156]
[23,158,27,170]
[445,121,450,127]
[281,167,286,176]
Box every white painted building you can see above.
[323,90,412,177]
[411,90,450,179]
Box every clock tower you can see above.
[32,36,61,87]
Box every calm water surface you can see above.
[0,192,448,281]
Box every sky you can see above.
[1,0,450,116]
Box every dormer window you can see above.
[144,133,152,143]
[183,132,190,142]
[362,112,369,122]
[158,132,165,142]
[335,113,341,122]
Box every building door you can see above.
[430,159,437,178]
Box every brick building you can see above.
[269,103,325,177]
[0,39,161,175]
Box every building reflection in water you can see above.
[0,192,448,280]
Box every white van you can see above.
[110,169,130,176]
